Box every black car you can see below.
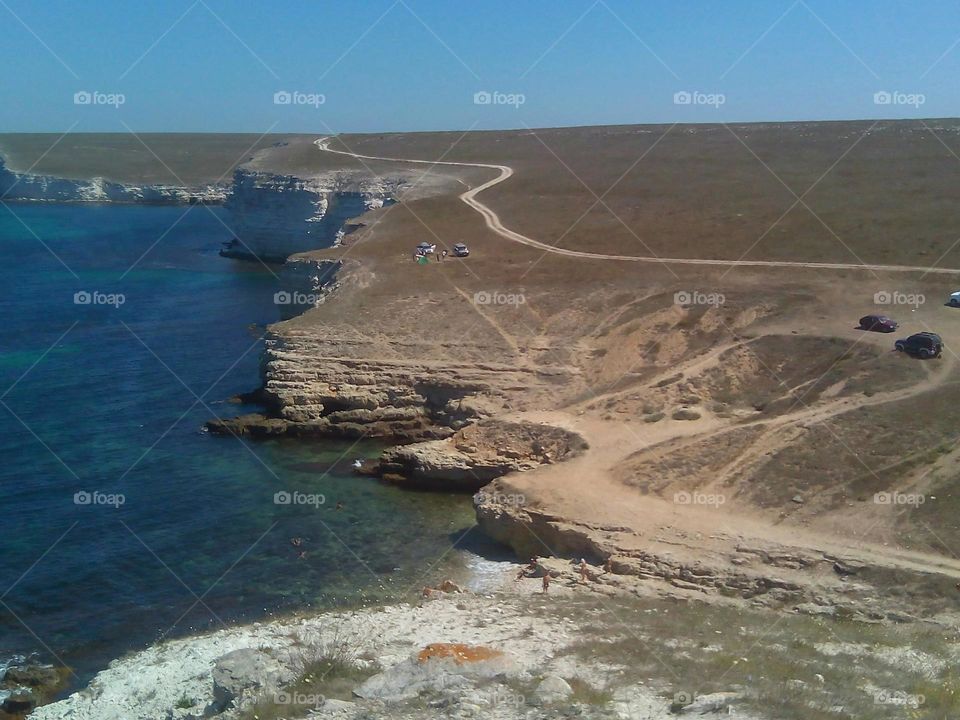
[894,332,943,359]
[858,314,898,333]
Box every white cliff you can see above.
[222,169,404,262]
[0,157,225,204]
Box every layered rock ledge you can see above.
[207,332,574,443]
[378,419,589,491]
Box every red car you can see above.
[858,315,898,333]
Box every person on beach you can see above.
[579,558,589,583]
[542,573,550,594]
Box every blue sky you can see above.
[1,0,958,133]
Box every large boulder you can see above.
[211,648,289,711]
[353,644,520,702]
[532,675,573,705]
[1,687,38,714]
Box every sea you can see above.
[0,203,493,690]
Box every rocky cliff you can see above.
[0,157,225,203]
[209,316,573,443]
[221,169,403,262]
[208,329,555,442]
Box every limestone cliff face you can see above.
[222,169,402,262]
[0,157,225,203]
[222,331,514,441]
[209,326,578,443]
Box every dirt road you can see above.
[316,136,960,276]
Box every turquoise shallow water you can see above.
[0,203,479,687]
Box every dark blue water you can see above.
[0,203,476,687]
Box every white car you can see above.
[416,242,436,255]
[949,291,960,306]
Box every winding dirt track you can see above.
[316,137,960,276]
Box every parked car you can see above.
[858,314,898,333]
[416,242,436,254]
[948,291,960,306]
[894,332,943,359]
[453,243,470,257]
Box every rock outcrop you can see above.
[0,658,68,716]
[378,419,588,491]
[354,644,520,702]
[208,331,576,443]
[222,169,402,262]
[211,648,292,713]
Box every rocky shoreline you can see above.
[27,568,762,720]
